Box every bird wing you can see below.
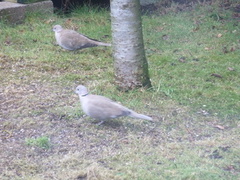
[60,30,99,50]
[86,95,130,120]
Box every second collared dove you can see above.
[75,85,153,124]
[52,25,111,51]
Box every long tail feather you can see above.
[129,111,153,121]
[95,41,111,47]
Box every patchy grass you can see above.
[25,136,51,149]
[0,2,240,180]
[144,2,240,118]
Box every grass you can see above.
[25,136,51,149]
[0,1,240,180]
[144,3,240,118]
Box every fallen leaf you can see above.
[223,165,235,171]
[230,47,236,52]
[173,49,179,53]
[162,34,169,40]
[205,47,212,50]
[211,73,222,78]
[155,26,164,31]
[4,40,12,45]
[215,125,225,130]
[228,67,235,71]
[45,19,55,24]
[121,139,129,144]
[222,47,228,54]
[178,57,186,63]
[192,58,199,61]
[192,26,200,32]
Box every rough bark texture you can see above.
[110,0,151,91]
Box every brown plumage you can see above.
[52,25,111,51]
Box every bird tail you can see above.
[95,41,112,47]
[83,34,112,47]
[129,111,153,121]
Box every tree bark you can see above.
[110,0,152,91]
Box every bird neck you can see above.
[81,93,88,97]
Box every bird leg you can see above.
[96,120,105,126]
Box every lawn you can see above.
[0,1,239,179]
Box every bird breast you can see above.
[55,32,62,45]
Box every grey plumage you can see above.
[75,85,153,124]
[52,25,111,51]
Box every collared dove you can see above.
[52,25,111,51]
[75,85,153,124]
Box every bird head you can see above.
[75,85,89,97]
[52,25,63,33]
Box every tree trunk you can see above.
[110,0,152,91]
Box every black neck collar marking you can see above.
[81,93,88,97]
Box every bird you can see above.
[75,85,153,125]
[52,25,111,51]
